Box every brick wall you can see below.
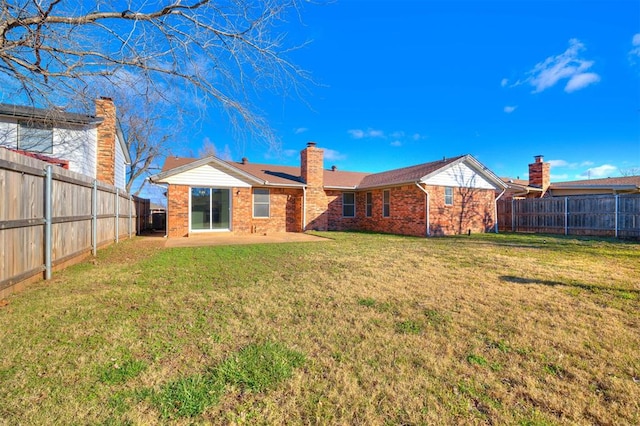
[301,143,329,231]
[167,184,189,237]
[166,185,303,237]
[528,156,550,192]
[325,185,496,237]
[427,185,496,235]
[360,186,427,236]
[233,187,303,234]
[95,97,116,185]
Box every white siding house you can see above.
[0,99,131,190]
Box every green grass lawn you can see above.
[0,232,638,425]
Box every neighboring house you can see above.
[502,155,640,198]
[151,142,507,238]
[0,97,131,190]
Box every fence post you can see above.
[128,194,132,239]
[115,188,119,243]
[615,194,619,238]
[92,180,98,256]
[511,198,515,232]
[564,197,568,236]
[44,165,52,280]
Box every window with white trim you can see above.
[342,192,355,217]
[18,121,53,153]
[444,187,454,206]
[383,190,390,217]
[253,188,270,218]
[365,192,372,217]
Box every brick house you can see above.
[502,155,640,198]
[0,97,131,190]
[152,142,508,238]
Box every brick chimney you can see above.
[301,141,324,187]
[300,142,328,231]
[528,155,550,191]
[95,97,117,185]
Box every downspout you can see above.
[494,188,506,233]
[415,183,430,237]
[302,185,307,232]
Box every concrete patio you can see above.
[163,232,329,248]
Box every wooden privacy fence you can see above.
[0,148,151,296]
[497,194,640,238]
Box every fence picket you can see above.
[0,148,151,296]
[497,194,640,238]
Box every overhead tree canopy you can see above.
[0,0,312,191]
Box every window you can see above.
[444,187,454,206]
[342,192,355,217]
[365,192,372,217]
[253,188,270,218]
[18,121,53,153]
[383,190,390,217]
[191,188,230,230]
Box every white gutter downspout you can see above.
[415,183,430,237]
[494,188,506,234]
[302,185,307,231]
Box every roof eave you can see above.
[419,155,508,189]
[550,184,639,191]
[151,156,265,185]
[0,104,103,125]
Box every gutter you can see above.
[494,188,506,233]
[415,182,430,237]
[302,186,307,231]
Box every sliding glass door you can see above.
[191,188,230,231]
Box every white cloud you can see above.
[347,128,385,139]
[347,129,365,139]
[548,159,569,167]
[521,39,600,93]
[412,133,423,141]
[565,72,601,93]
[579,164,617,178]
[294,127,308,134]
[390,140,402,147]
[550,173,569,180]
[324,148,346,161]
[390,131,405,138]
[629,33,640,62]
[580,160,594,166]
[503,105,517,113]
[501,78,509,87]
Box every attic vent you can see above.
[241,157,248,164]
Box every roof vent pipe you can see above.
[241,157,248,164]
[331,165,337,171]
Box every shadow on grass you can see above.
[500,275,639,295]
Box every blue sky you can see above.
[176,0,640,183]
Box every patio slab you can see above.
[163,232,329,248]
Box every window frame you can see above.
[365,192,372,217]
[18,120,54,153]
[253,188,270,218]
[444,187,454,206]
[382,189,390,217]
[342,192,356,217]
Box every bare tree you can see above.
[198,138,217,158]
[0,0,312,180]
[619,167,640,177]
